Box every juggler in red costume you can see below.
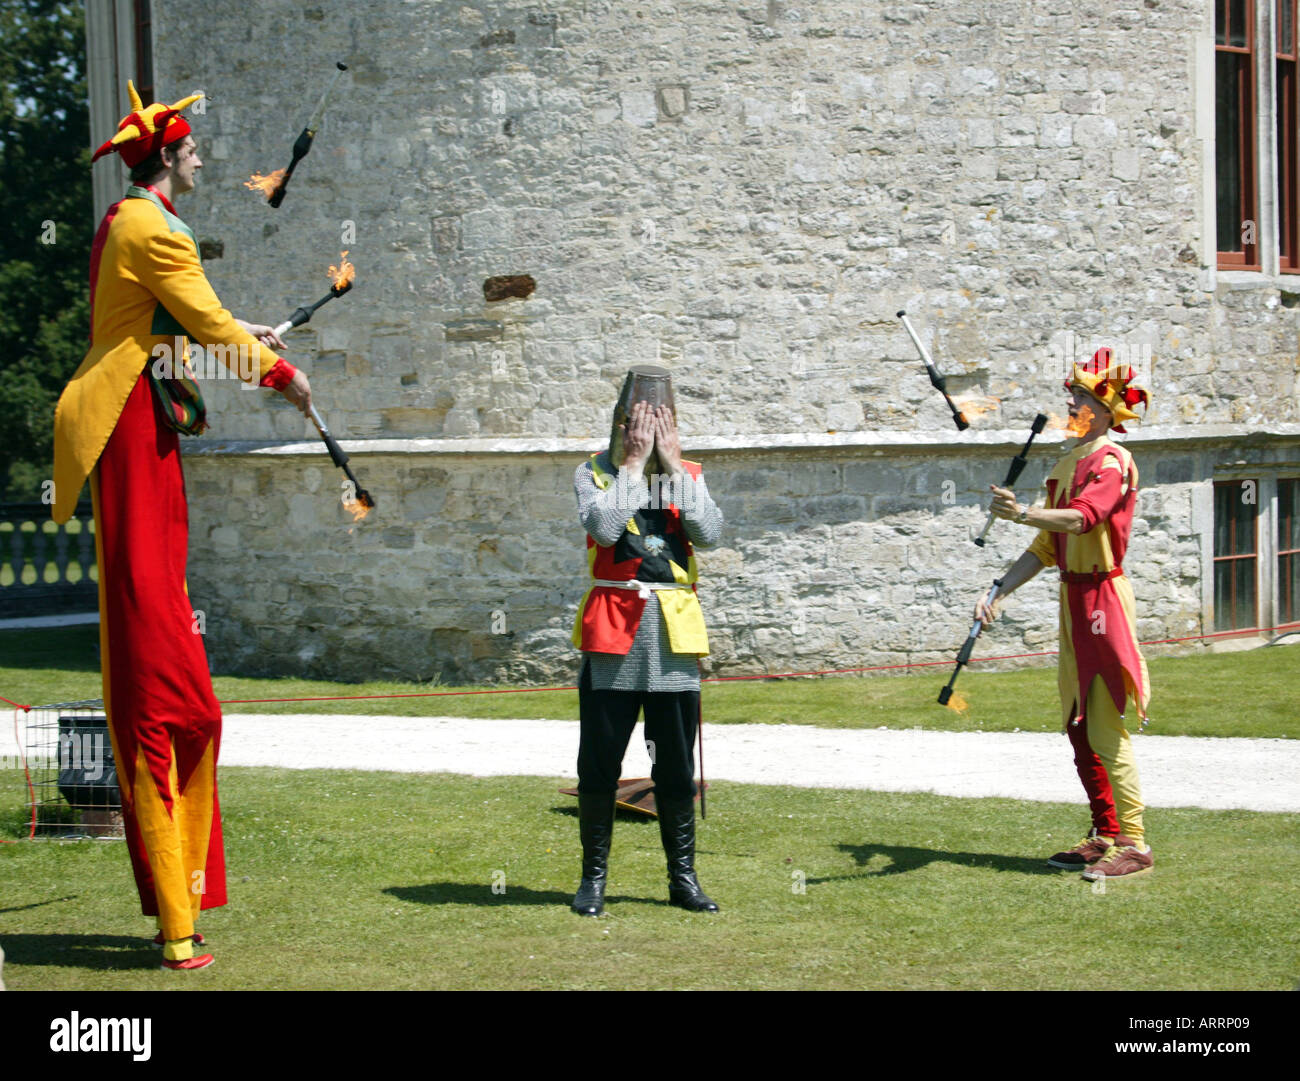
[976,350,1154,881]
[52,82,311,968]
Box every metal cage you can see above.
[21,699,123,838]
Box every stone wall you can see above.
[154,0,1298,449]
[181,425,1294,685]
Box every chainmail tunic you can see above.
[574,452,723,692]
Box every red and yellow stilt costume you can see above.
[52,83,294,959]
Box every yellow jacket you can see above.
[52,187,281,523]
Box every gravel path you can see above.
[220,714,1300,813]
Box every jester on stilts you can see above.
[52,82,313,968]
[974,350,1155,880]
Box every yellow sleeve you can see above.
[1028,528,1057,567]
[133,226,281,382]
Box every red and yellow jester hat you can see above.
[1064,347,1151,434]
[91,81,203,167]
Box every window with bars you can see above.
[1213,479,1259,630]
[1279,477,1300,624]
[1217,0,1260,268]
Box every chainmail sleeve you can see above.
[677,471,723,549]
[574,453,649,546]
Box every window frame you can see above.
[1277,476,1300,626]
[1212,478,1261,630]
[1276,1,1300,270]
[1217,0,1262,269]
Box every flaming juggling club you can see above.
[271,279,354,338]
[896,310,970,431]
[272,251,355,337]
[265,61,348,208]
[972,413,1049,547]
[937,578,1003,707]
[307,404,375,511]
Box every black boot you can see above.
[657,795,719,912]
[571,792,614,916]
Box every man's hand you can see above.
[974,594,1000,627]
[281,369,313,416]
[236,319,289,352]
[652,405,682,475]
[989,484,1023,522]
[620,400,656,472]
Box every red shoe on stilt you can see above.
[161,953,214,971]
[151,932,204,946]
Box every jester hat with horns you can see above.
[1065,347,1151,434]
[91,81,203,167]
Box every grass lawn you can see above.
[1,769,1295,991]
[2,625,1296,739]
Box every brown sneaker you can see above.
[1047,829,1114,870]
[1081,839,1154,881]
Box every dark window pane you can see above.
[1284,0,1295,55]
[1218,0,1227,45]
[135,0,153,104]
[1230,0,1249,47]
[1281,478,1300,550]
[1235,558,1255,625]
[1215,557,1256,630]
[1214,561,1240,630]
[1215,480,1258,555]
[1214,562,1230,630]
[1211,480,1253,553]
[1215,484,1233,555]
[1235,487,1257,551]
[1276,59,1295,263]
[1217,53,1246,251]
[1281,553,1300,623]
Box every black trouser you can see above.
[577,662,699,800]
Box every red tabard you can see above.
[576,458,703,655]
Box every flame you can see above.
[328,250,356,289]
[943,690,970,714]
[245,169,286,197]
[343,495,371,524]
[956,394,1001,420]
[1046,404,1095,438]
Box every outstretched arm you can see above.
[974,549,1045,625]
[134,226,312,413]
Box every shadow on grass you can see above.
[0,933,156,970]
[0,895,78,915]
[384,882,664,908]
[806,842,1057,884]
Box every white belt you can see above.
[592,579,691,601]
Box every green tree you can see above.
[0,0,90,501]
